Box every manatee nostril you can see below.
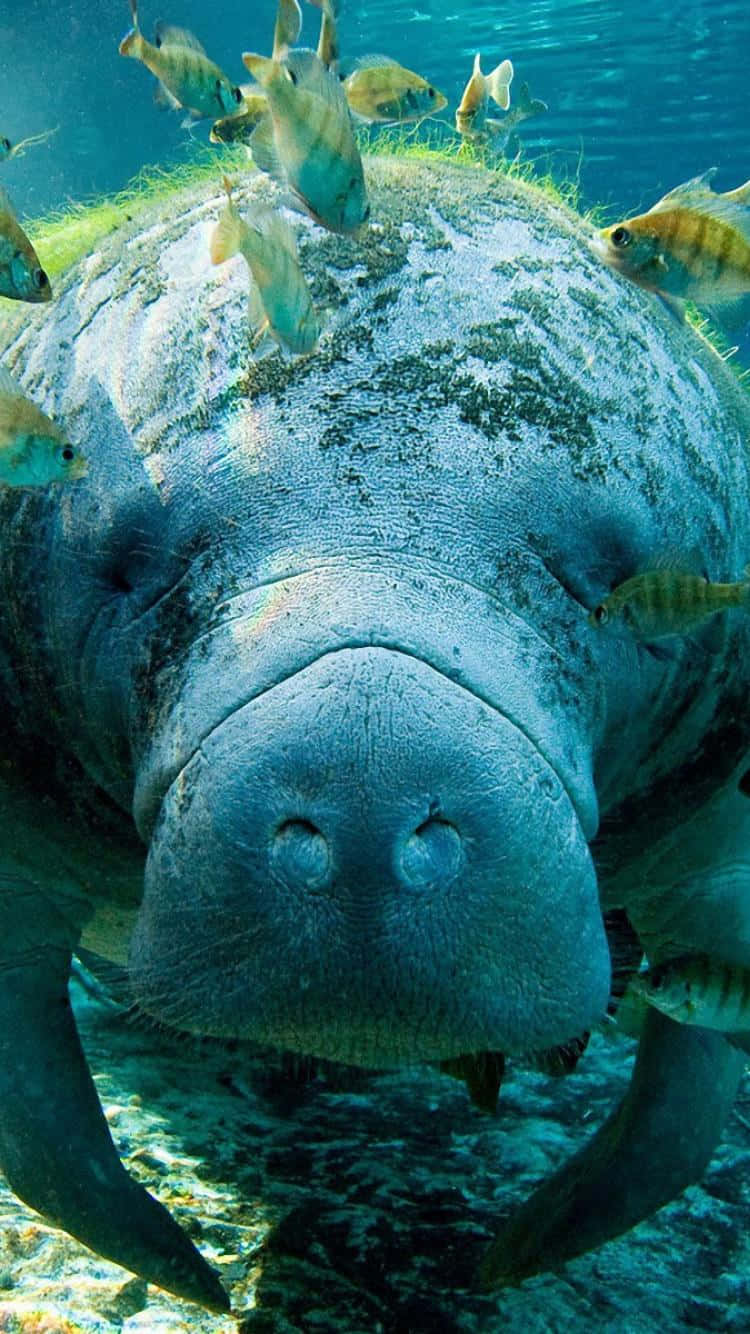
[398,818,463,890]
[270,819,332,892]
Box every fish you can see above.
[273,0,302,61]
[119,0,243,121]
[485,82,548,156]
[455,53,513,139]
[343,55,448,125]
[0,365,87,486]
[242,47,369,235]
[631,955,750,1047]
[209,178,321,356]
[588,566,750,640]
[0,127,58,163]
[0,187,51,303]
[594,168,750,315]
[210,89,269,147]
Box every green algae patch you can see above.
[24,147,248,281]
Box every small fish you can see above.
[0,127,58,164]
[119,0,242,121]
[0,187,51,303]
[455,53,513,139]
[485,82,547,155]
[210,89,269,147]
[632,955,750,1040]
[242,46,369,235]
[343,55,447,125]
[0,365,86,486]
[209,178,321,356]
[588,567,750,640]
[594,168,750,315]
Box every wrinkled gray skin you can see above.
[0,156,749,1310]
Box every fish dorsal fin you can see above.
[273,0,302,61]
[724,179,750,206]
[648,167,720,214]
[353,53,401,71]
[153,21,206,53]
[0,364,24,399]
[650,168,750,243]
[472,52,482,76]
[0,185,18,221]
[249,113,285,185]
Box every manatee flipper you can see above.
[0,879,229,1312]
[482,1006,745,1285]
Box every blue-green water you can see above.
[1,0,747,216]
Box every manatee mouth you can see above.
[131,646,610,1066]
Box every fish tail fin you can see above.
[119,0,144,58]
[210,182,246,265]
[243,52,275,86]
[486,57,514,111]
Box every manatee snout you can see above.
[131,648,610,1065]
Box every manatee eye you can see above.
[611,226,631,248]
[232,86,243,103]
[33,267,48,290]
[61,445,75,462]
[593,603,609,625]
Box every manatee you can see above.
[0,154,749,1310]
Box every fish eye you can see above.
[593,604,608,625]
[33,268,49,290]
[611,226,631,248]
[428,87,436,98]
[232,86,243,103]
[61,445,75,463]
[285,66,298,86]
[1,138,10,152]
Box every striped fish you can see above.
[588,567,750,640]
[632,954,750,1038]
[119,0,242,121]
[0,186,51,303]
[595,168,750,312]
[242,47,369,235]
[344,56,448,125]
[209,179,321,357]
[0,365,86,486]
[210,90,268,148]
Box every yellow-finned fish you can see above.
[588,567,750,640]
[0,127,58,163]
[455,53,513,139]
[242,47,369,236]
[119,0,243,121]
[594,168,750,313]
[210,88,268,147]
[210,179,321,356]
[0,366,86,486]
[343,56,447,125]
[632,955,750,1038]
[0,187,51,304]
